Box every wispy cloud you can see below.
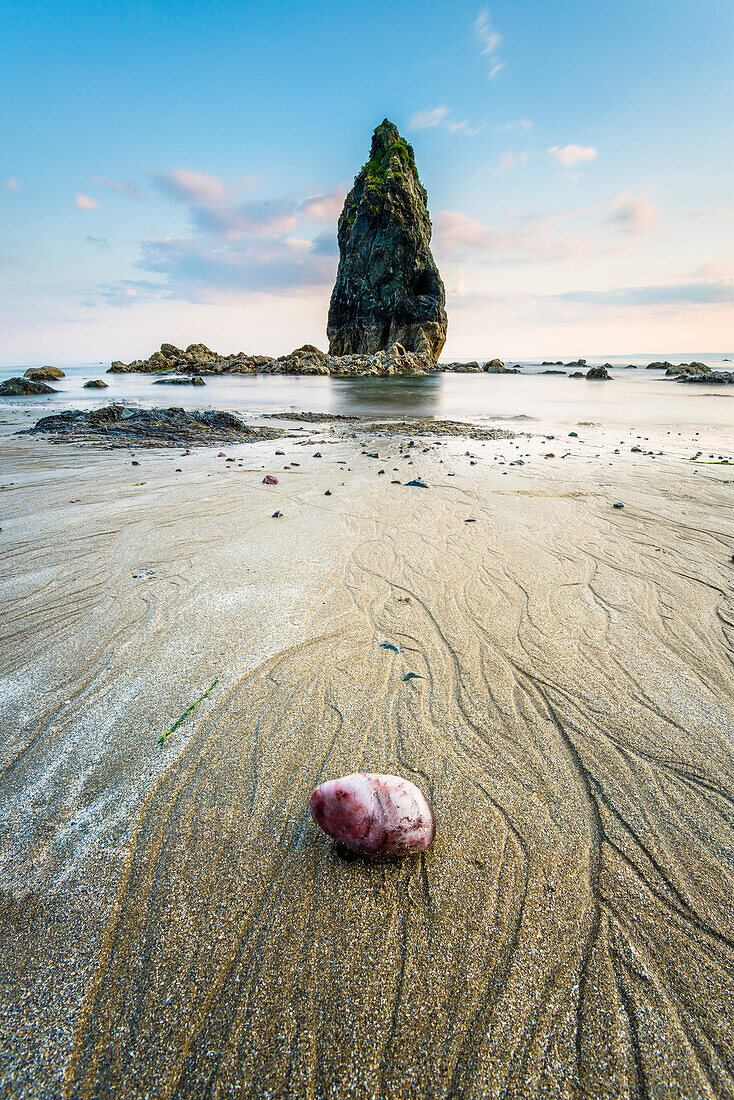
[495,151,532,173]
[75,193,99,211]
[433,209,591,264]
[193,198,299,240]
[86,235,110,248]
[93,170,347,306]
[496,119,534,134]
[554,279,734,307]
[3,177,19,191]
[433,189,661,266]
[547,144,598,168]
[95,280,163,307]
[135,236,337,301]
[299,189,347,222]
[409,106,450,131]
[152,169,228,204]
[685,206,733,220]
[604,195,658,235]
[91,176,146,201]
[474,9,504,78]
[408,106,483,137]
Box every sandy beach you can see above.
[1,400,733,1099]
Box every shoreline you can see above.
[1,406,733,1097]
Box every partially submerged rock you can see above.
[310,773,434,859]
[586,366,612,380]
[152,376,206,386]
[677,370,733,385]
[327,119,447,361]
[83,379,108,388]
[1,376,56,395]
[22,404,284,447]
[24,366,65,381]
[666,362,710,378]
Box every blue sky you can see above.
[2,0,732,363]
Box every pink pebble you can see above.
[263,475,279,485]
[309,772,434,859]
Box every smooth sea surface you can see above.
[3,354,733,435]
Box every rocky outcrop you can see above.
[326,119,447,361]
[1,376,56,395]
[676,371,733,385]
[152,376,205,386]
[586,366,612,380]
[24,366,65,381]
[441,360,520,374]
[23,405,285,447]
[108,341,435,377]
[665,362,709,378]
[83,379,108,388]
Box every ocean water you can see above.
[2,355,733,435]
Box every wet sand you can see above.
[1,411,733,1099]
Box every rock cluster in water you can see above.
[310,772,435,859]
[327,120,447,362]
[108,341,435,377]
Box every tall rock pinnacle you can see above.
[327,119,447,361]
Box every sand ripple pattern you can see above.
[2,444,733,1100]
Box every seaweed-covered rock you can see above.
[327,119,447,361]
[665,362,710,378]
[22,404,285,447]
[586,366,612,380]
[1,376,56,395]
[152,376,206,386]
[83,379,108,388]
[24,366,65,381]
[676,370,733,385]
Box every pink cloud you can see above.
[152,169,228,204]
[75,193,99,211]
[547,144,598,168]
[91,176,145,201]
[604,195,659,235]
[299,189,347,222]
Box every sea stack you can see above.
[327,119,447,362]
